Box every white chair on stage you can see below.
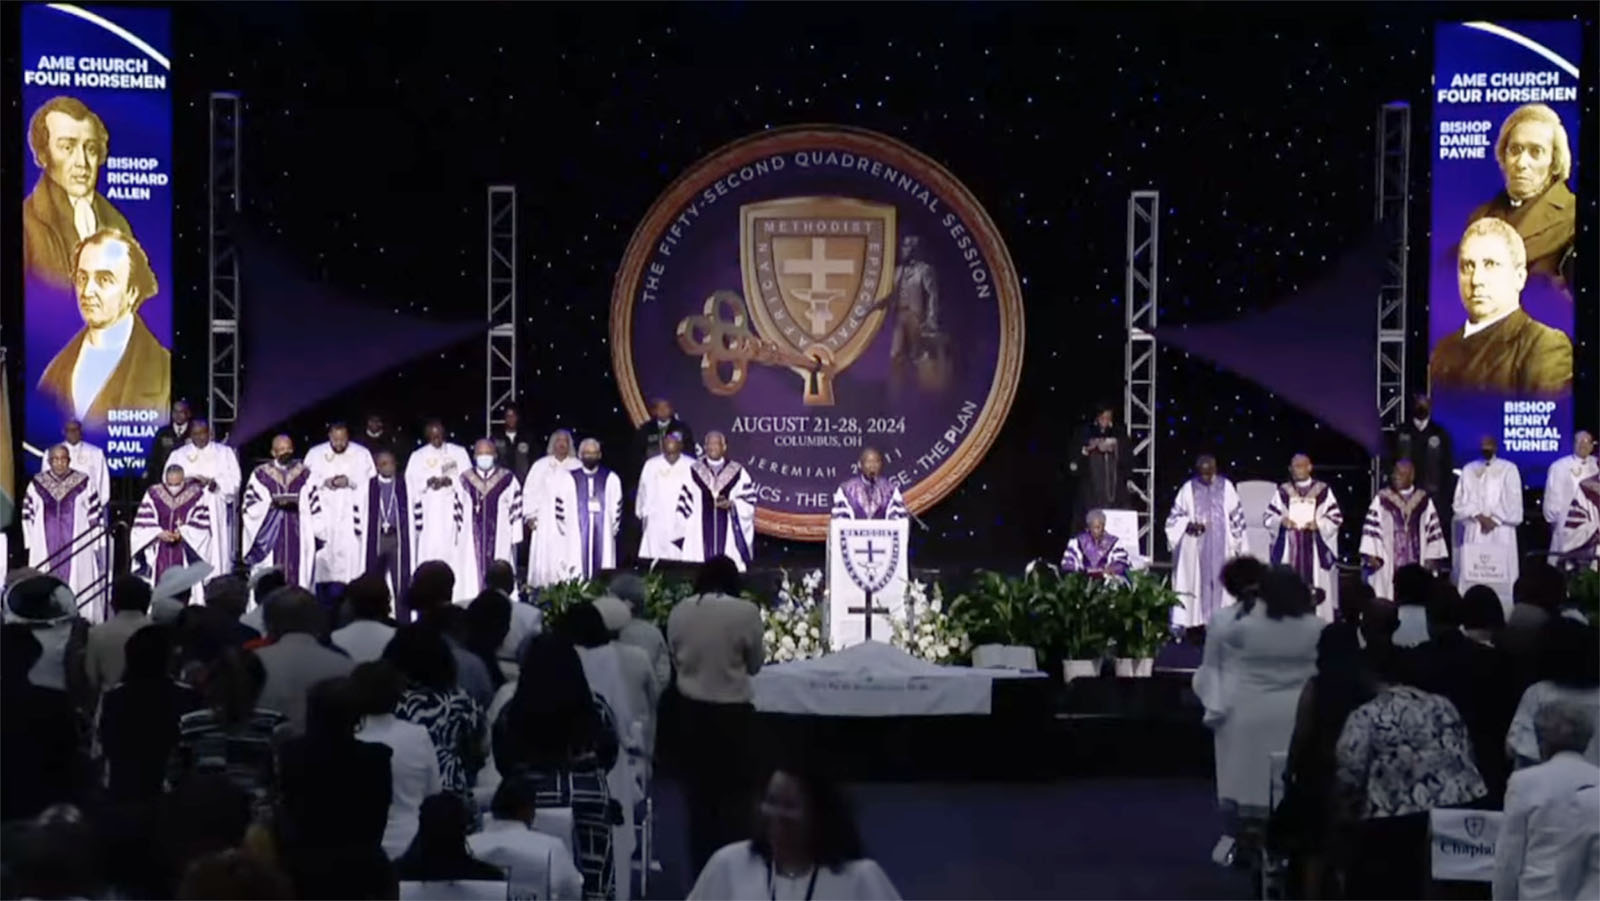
[1235,480,1279,562]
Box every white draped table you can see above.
[752,641,1046,718]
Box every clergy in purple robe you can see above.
[550,438,623,582]
[240,434,315,589]
[678,431,758,571]
[130,464,212,605]
[1061,510,1131,578]
[1265,454,1342,618]
[458,438,523,597]
[830,448,908,521]
[21,444,107,616]
[1164,455,1248,628]
[1560,474,1600,567]
[1359,460,1449,600]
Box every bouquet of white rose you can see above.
[762,568,828,663]
[890,579,969,665]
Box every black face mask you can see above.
[1480,448,1495,460]
[275,452,294,465]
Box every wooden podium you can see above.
[827,518,909,649]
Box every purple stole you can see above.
[460,468,513,591]
[1273,481,1334,585]
[365,476,411,584]
[691,460,751,567]
[842,476,893,519]
[1076,531,1121,573]
[1376,488,1431,568]
[1191,477,1228,614]
[143,482,205,580]
[32,471,89,581]
[573,467,612,579]
[245,462,311,585]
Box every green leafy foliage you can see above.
[950,563,1182,663]
[535,578,602,624]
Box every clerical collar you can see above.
[1294,478,1312,487]
[582,466,599,474]
[707,457,726,468]
[655,419,670,428]
[83,311,134,352]
[1461,305,1518,339]
[1413,418,1430,431]
[378,475,394,484]
[1400,486,1415,495]
[1507,196,1524,208]
[505,431,516,441]
[366,430,383,439]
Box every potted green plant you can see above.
[1108,572,1182,677]
[950,567,1047,671]
[536,577,602,626]
[1052,572,1112,681]
[641,569,696,629]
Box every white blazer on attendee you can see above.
[1492,751,1600,901]
[467,818,585,901]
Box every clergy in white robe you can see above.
[165,420,242,577]
[406,420,474,580]
[130,465,212,605]
[830,448,907,521]
[22,445,107,617]
[458,439,523,600]
[56,419,110,507]
[1560,474,1600,568]
[524,429,584,588]
[1061,510,1132,579]
[360,450,417,600]
[1359,460,1449,600]
[240,435,316,589]
[1454,437,1523,609]
[1264,454,1342,619]
[550,439,622,582]
[306,424,376,586]
[636,430,695,563]
[1543,431,1597,563]
[1164,455,1249,627]
[679,431,758,571]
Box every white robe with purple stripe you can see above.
[130,482,212,606]
[636,453,695,563]
[1164,476,1248,628]
[458,467,522,599]
[240,462,316,589]
[524,454,584,589]
[22,470,106,617]
[679,458,757,571]
[1358,487,1448,600]
[551,467,622,582]
[1265,480,1342,619]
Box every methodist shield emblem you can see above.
[839,524,901,594]
[738,198,896,405]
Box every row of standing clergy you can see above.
[1159,444,1600,629]
[116,425,766,607]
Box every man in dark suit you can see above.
[1467,103,1576,291]
[23,96,134,288]
[143,400,193,489]
[1389,394,1456,533]
[1428,218,1572,396]
[492,405,534,483]
[634,397,696,463]
[37,228,171,426]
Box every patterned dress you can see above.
[396,686,484,797]
[494,698,620,900]
[1336,684,1488,818]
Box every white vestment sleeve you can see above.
[1316,488,1342,553]
[887,484,908,520]
[1225,481,1248,554]
[831,486,854,520]
[181,501,214,564]
[1358,500,1385,565]
[1492,464,1523,526]
[1163,482,1192,555]
[1454,470,1481,520]
[1562,493,1600,553]
[733,467,757,555]
[20,483,46,565]
[634,459,654,523]
[1421,500,1449,564]
[239,471,268,560]
[1542,459,1569,526]
[129,491,162,565]
[609,472,623,539]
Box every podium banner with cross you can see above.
[827,519,909,650]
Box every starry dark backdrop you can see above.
[3,2,1595,572]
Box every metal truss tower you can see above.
[485,186,518,437]
[1124,190,1160,561]
[208,92,242,436]
[1374,102,1411,492]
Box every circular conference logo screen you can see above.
[611,126,1024,540]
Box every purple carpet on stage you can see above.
[1157,232,1385,453]
[229,228,485,445]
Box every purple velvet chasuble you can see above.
[460,468,513,591]
[691,460,751,566]
[573,467,612,579]
[31,471,89,582]
[245,462,311,585]
[841,475,894,519]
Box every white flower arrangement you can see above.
[763,568,828,663]
[890,579,970,665]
